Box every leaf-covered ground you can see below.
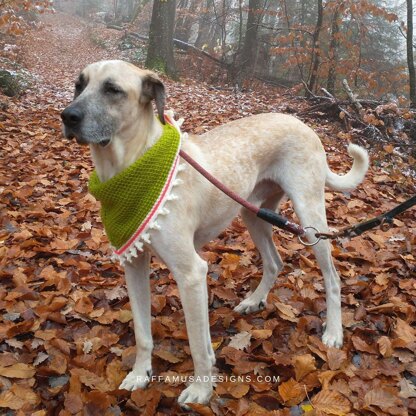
[0,12,415,416]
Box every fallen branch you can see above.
[119,30,228,68]
[342,79,363,115]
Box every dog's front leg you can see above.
[170,252,214,407]
[119,251,154,391]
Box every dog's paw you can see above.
[322,328,343,348]
[234,297,266,315]
[178,382,213,409]
[119,367,152,391]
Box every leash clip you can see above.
[380,217,393,232]
[298,226,322,246]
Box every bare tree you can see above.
[407,0,416,108]
[234,0,265,87]
[146,0,177,76]
[194,0,214,49]
[327,1,341,94]
[307,0,323,96]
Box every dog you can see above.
[61,60,369,407]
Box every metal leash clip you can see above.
[298,226,322,246]
[380,216,393,232]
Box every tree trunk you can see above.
[407,0,416,108]
[175,0,195,42]
[327,3,340,94]
[146,0,177,77]
[235,0,263,87]
[195,0,214,49]
[307,0,323,96]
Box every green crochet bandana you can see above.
[89,120,181,263]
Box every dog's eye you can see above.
[104,83,123,95]
[75,82,82,92]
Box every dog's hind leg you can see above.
[289,190,343,348]
[119,251,154,391]
[234,192,284,314]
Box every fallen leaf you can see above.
[0,363,36,379]
[311,389,351,415]
[154,349,182,364]
[278,378,306,405]
[216,382,250,398]
[228,331,251,351]
[327,348,347,370]
[293,354,316,381]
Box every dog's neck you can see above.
[89,107,162,182]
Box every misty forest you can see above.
[0,0,416,415]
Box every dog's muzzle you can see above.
[61,107,110,147]
[61,107,83,141]
[61,107,83,130]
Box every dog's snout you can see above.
[61,107,84,127]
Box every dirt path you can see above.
[20,12,118,97]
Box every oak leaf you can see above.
[228,331,251,351]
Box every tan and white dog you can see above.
[61,60,369,407]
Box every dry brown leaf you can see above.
[0,363,36,379]
[326,348,347,370]
[0,391,24,410]
[216,382,250,398]
[274,301,299,323]
[363,388,402,412]
[250,329,272,340]
[293,354,316,381]
[71,368,110,392]
[186,403,215,415]
[399,378,416,399]
[377,336,393,358]
[311,389,351,415]
[64,392,83,414]
[228,331,251,351]
[351,335,377,354]
[393,318,416,346]
[278,378,306,405]
[154,349,182,364]
[74,296,94,314]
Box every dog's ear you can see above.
[141,72,166,124]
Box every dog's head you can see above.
[61,60,165,147]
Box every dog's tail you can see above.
[325,143,369,192]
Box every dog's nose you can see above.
[61,107,84,127]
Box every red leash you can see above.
[178,149,305,237]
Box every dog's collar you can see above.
[89,116,183,264]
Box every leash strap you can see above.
[317,194,416,240]
[179,150,305,236]
[349,194,416,236]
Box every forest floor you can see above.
[0,11,416,416]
